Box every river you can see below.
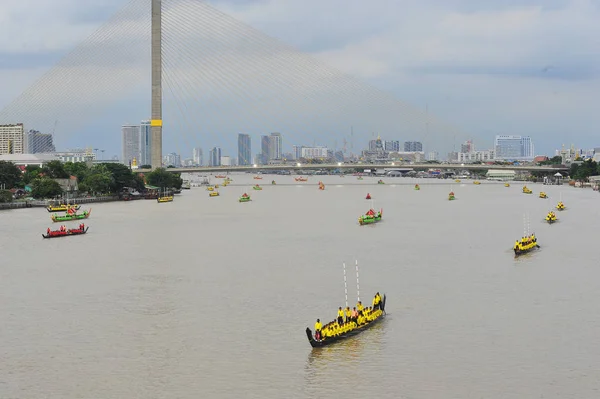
[1,175,599,398]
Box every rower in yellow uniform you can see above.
[372,292,382,310]
[357,301,363,312]
[314,319,322,340]
[337,307,344,324]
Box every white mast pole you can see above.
[343,262,348,309]
[355,259,360,303]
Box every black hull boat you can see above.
[42,227,89,239]
[514,243,540,257]
[306,295,386,348]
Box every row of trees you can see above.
[0,160,182,201]
[569,159,600,182]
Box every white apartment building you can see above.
[457,150,495,162]
[0,123,24,154]
[301,146,328,159]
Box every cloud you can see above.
[0,0,599,158]
[185,0,600,154]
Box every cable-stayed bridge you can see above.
[0,0,476,168]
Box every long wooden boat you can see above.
[47,204,81,213]
[51,209,91,222]
[157,196,174,203]
[305,295,386,348]
[239,196,251,202]
[42,227,89,239]
[514,240,540,256]
[358,209,382,225]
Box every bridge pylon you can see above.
[150,0,163,170]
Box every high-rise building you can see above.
[123,121,153,166]
[334,150,344,162]
[193,147,203,166]
[460,140,474,153]
[122,124,141,165]
[494,135,534,160]
[385,140,400,152]
[209,147,221,166]
[269,132,282,160]
[404,141,423,152]
[0,123,24,155]
[260,135,270,164]
[24,130,55,154]
[301,146,328,159]
[427,151,439,161]
[139,120,152,166]
[163,152,181,167]
[292,145,304,160]
[237,133,251,165]
[221,156,231,166]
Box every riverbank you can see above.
[0,196,120,211]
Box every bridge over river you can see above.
[138,163,569,174]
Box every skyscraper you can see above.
[122,124,141,165]
[494,135,534,160]
[209,147,221,166]
[384,140,400,152]
[404,141,423,152]
[24,130,55,153]
[0,123,24,154]
[260,135,270,164]
[460,140,473,153]
[193,147,203,166]
[238,133,251,165]
[163,152,181,167]
[269,132,282,160]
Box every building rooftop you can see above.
[0,153,59,162]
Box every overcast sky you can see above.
[0,0,598,159]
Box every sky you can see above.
[0,0,598,159]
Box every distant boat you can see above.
[43,226,89,239]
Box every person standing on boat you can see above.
[345,306,352,323]
[337,307,344,324]
[351,307,358,323]
[373,293,382,310]
[314,319,322,340]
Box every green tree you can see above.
[83,173,112,194]
[146,168,182,189]
[539,155,563,165]
[22,165,42,185]
[570,159,598,182]
[0,189,13,203]
[101,163,136,192]
[42,160,69,178]
[31,177,63,199]
[131,174,146,191]
[63,162,89,182]
[0,161,22,189]
[82,164,113,194]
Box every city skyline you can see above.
[0,1,599,158]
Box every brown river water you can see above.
[1,175,599,398]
